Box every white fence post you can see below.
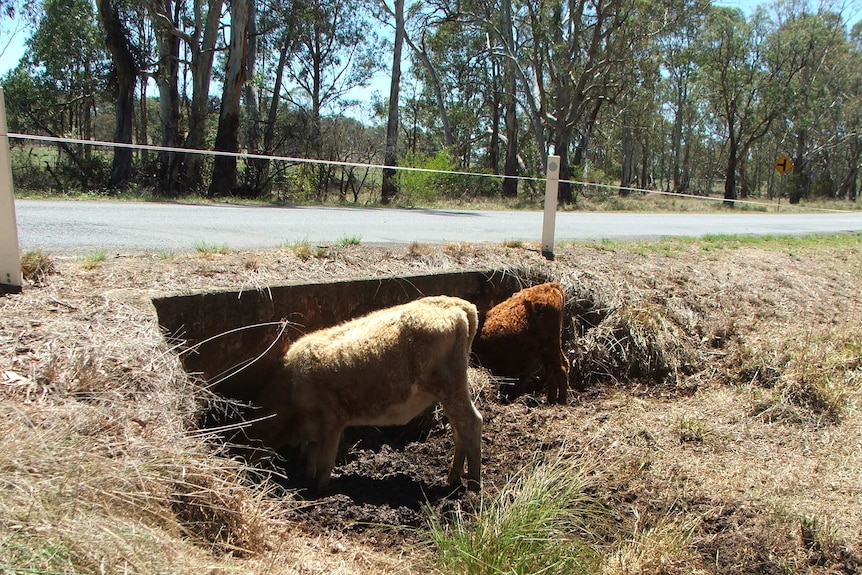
[0,87,22,294]
[541,154,560,260]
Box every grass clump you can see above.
[426,452,705,575]
[80,251,108,269]
[193,242,230,255]
[602,512,705,575]
[799,515,857,568]
[20,249,57,284]
[674,417,711,444]
[337,234,362,246]
[744,331,859,425]
[426,453,604,575]
[577,302,699,387]
[290,239,331,260]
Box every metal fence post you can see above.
[541,154,560,260]
[0,87,22,294]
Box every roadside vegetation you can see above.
[3,0,862,208]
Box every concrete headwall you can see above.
[152,269,531,402]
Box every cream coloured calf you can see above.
[248,295,483,491]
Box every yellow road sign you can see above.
[774,155,793,175]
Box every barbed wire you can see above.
[7,132,855,213]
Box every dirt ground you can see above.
[2,237,861,574]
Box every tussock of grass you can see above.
[337,234,361,246]
[79,251,108,269]
[602,513,705,575]
[426,451,707,575]
[20,250,57,284]
[194,242,230,255]
[426,453,605,575]
[799,515,858,568]
[0,288,285,573]
[741,330,859,425]
[576,301,700,387]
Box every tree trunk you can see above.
[96,0,138,188]
[242,0,265,197]
[724,136,738,206]
[500,0,518,198]
[488,68,500,174]
[671,84,684,192]
[381,0,404,205]
[620,126,636,194]
[183,0,224,194]
[790,130,806,204]
[209,0,249,197]
[839,136,860,201]
[554,129,573,203]
[145,0,182,195]
[256,37,291,197]
[410,38,455,149]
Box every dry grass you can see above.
[19,250,56,284]
[2,237,861,573]
[0,288,278,572]
[0,258,418,574]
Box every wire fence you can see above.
[9,131,848,213]
[3,97,860,293]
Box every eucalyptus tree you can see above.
[463,0,520,195]
[510,0,688,202]
[697,6,811,204]
[658,4,706,193]
[282,0,382,198]
[209,0,250,197]
[3,0,107,188]
[144,0,224,195]
[833,22,862,200]
[800,17,862,201]
[406,6,492,164]
[243,0,304,195]
[400,0,458,150]
[381,0,405,204]
[618,41,663,192]
[769,6,851,202]
[96,0,141,188]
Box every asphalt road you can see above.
[12,199,862,256]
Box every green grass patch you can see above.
[337,235,362,246]
[567,232,862,256]
[79,251,107,269]
[193,242,230,255]
[426,453,604,575]
[674,417,711,444]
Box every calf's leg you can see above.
[440,388,483,491]
[542,346,570,405]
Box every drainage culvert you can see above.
[151,269,531,431]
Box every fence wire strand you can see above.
[7,132,855,212]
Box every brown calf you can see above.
[473,282,570,404]
[247,296,483,491]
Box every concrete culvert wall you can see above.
[151,269,536,408]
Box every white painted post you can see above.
[0,87,22,294]
[541,154,560,260]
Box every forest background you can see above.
[1,0,861,209]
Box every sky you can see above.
[1,0,860,90]
[0,17,25,75]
